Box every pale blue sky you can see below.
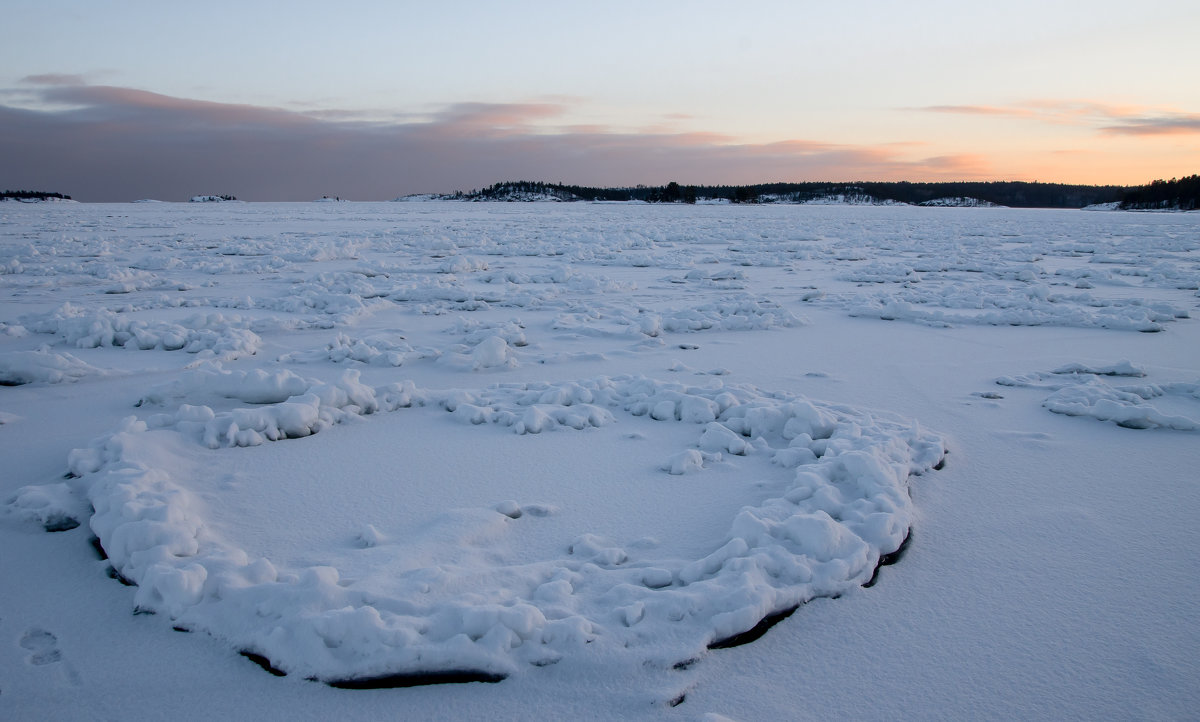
[2,0,1198,199]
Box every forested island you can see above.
[1119,175,1199,211]
[427,177,1197,210]
[4,177,1196,209]
[1,190,72,201]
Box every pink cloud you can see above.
[37,84,316,129]
[21,73,90,86]
[431,102,567,128]
[1,81,993,201]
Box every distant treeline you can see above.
[461,180,1129,208]
[2,189,72,200]
[1119,175,1199,211]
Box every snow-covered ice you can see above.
[2,202,1198,718]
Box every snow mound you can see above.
[136,366,313,406]
[1051,360,1145,377]
[0,347,105,385]
[19,304,261,359]
[25,373,944,683]
[997,364,1200,431]
[278,333,426,367]
[552,294,801,340]
[849,285,1186,332]
[1045,380,1200,430]
[4,482,89,531]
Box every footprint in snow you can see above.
[18,627,82,685]
[19,628,61,666]
[965,391,1005,408]
[995,429,1053,441]
[993,429,1056,448]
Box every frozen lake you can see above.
[2,201,1198,719]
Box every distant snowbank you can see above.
[917,197,1002,208]
[392,194,454,202]
[397,193,1007,207]
[793,194,906,206]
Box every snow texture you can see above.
[1,201,1197,719]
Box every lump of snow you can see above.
[1052,360,1146,377]
[356,524,386,548]
[472,335,517,370]
[699,422,752,455]
[661,449,713,474]
[4,482,88,531]
[140,367,312,406]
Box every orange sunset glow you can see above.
[2,1,1197,200]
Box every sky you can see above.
[1,0,1198,201]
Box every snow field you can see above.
[1,201,1197,718]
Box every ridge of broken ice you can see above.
[35,369,943,681]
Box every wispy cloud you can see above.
[921,104,1037,118]
[1099,115,1200,136]
[21,73,91,86]
[915,99,1200,136]
[2,80,990,201]
[422,102,570,138]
